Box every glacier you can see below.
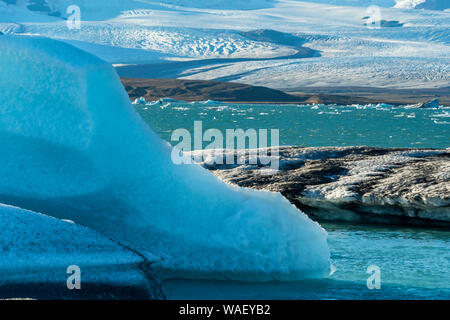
[0,35,330,281]
[1,1,448,90]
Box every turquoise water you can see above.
[135,102,450,299]
[162,223,450,300]
[135,102,450,149]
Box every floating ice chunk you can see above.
[132,97,147,105]
[0,203,147,288]
[199,100,223,105]
[375,103,394,108]
[159,97,182,103]
[172,106,190,111]
[404,99,440,109]
[0,36,330,281]
[432,111,450,118]
[433,120,450,125]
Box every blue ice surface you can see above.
[0,35,330,282]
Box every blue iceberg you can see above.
[0,35,330,281]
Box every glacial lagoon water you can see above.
[135,102,450,299]
[136,102,450,149]
[163,223,450,300]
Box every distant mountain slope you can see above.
[121,78,450,105]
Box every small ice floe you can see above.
[132,97,146,105]
[207,106,228,111]
[432,111,450,118]
[404,99,440,109]
[199,100,223,105]
[230,107,245,113]
[433,120,450,125]
[322,110,340,115]
[375,103,394,110]
[159,97,181,103]
[407,113,416,118]
[160,103,171,109]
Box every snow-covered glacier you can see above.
[2,1,448,89]
[0,35,330,281]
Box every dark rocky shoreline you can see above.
[188,146,450,229]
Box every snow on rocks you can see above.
[188,146,450,228]
[404,98,440,109]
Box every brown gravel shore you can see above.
[121,78,449,106]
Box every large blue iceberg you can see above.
[0,35,330,281]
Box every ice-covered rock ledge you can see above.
[189,147,450,229]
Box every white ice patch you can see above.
[0,36,330,281]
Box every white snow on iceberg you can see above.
[0,35,330,281]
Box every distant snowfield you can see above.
[0,0,448,89]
